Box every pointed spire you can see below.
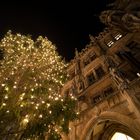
[74,48,81,75]
[75,48,79,58]
[89,34,96,42]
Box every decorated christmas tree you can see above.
[0,31,77,140]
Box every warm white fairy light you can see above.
[4,95,8,99]
[23,118,29,124]
[39,114,43,118]
[137,73,140,77]
[0,31,76,139]
[31,88,34,91]
[1,84,5,87]
[42,100,45,104]
[20,97,23,100]
[47,103,50,107]
[31,95,34,99]
[55,97,59,101]
[13,85,17,89]
[76,112,79,115]
[5,87,9,91]
[2,103,6,106]
[31,102,34,104]
[36,103,39,106]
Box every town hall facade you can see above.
[61,0,140,139]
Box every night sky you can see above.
[0,0,113,61]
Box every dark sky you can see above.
[0,0,113,61]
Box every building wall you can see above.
[62,27,140,140]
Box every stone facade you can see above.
[61,1,140,139]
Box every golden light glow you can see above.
[23,118,29,124]
[0,31,77,139]
[111,132,134,140]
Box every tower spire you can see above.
[75,48,79,58]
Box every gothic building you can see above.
[61,0,140,140]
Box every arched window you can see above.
[111,132,134,140]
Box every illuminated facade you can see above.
[62,0,140,139]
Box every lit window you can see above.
[137,73,140,77]
[107,40,114,47]
[111,132,134,140]
[115,34,122,40]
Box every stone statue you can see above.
[109,67,129,90]
[105,56,117,69]
[100,0,140,32]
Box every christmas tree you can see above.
[0,31,77,140]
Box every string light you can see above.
[0,31,77,139]
[35,106,38,110]
[55,97,59,101]
[1,84,5,87]
[6,110,10,113]
[23,118,29,124]
[2,103,6,106]
[4,95,8,99]
[39,114,43,118]
[42,100,45,104]
[31,95,34,99]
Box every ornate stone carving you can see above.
[109,67,129,90]
[100,0,140,32]
[74,48,85,94]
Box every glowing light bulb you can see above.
[42,101,45,104]
[2,103,6,106]
[1,84,5,87]
[4,95,8,99]
[31,95,34,99]
[76,112,79,115]
[23,118,29,124]
[39,114,43,118]
[31,88,34,91]
[137,73,140,77]
[25,115,29,118]
[55,97,58,101]
[5,87,9,91]
[47,103,50,107]
[13,85,17,89]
